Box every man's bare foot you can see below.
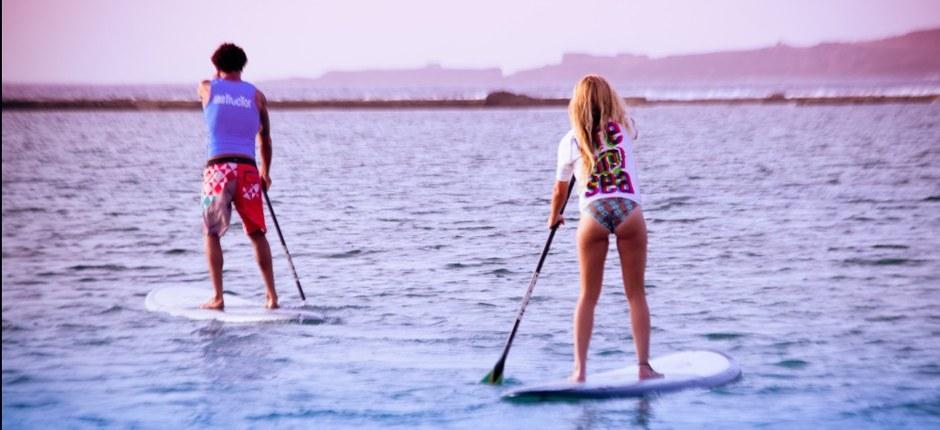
[201,297,224,310]
[567,371,585,383]
[265,295,279,309]
[638,363,664,380]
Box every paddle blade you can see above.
[481,361,505,385]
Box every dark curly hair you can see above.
[211,43,248,73]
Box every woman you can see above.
[548,75,662,382]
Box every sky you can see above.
[3,0,940,84]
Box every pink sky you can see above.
[3,0,940,84]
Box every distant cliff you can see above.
[272,64,503,87]
[267,28,940,88]
[505,28,940,85]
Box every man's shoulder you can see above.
[254,88,267,107]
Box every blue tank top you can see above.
[203,79,260,159]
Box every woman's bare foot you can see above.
[265,295,279,309]
[201,297,224,310]
[638,363,664,380]
[567,370,586,383]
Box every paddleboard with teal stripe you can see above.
[504,350,741,399]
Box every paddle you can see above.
[482,176,576,384]
[262,189,306,302]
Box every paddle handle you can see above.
[263,189,306,302]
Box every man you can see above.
[197,43,277,309]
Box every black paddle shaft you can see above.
[485,177,576,383]
[263,189,306,302]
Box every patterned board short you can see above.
[585,198,638,233]
[201,162,266,236]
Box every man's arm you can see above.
[198,80,211,108]
[256,89,272,190]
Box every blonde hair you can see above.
[568,75,633,175]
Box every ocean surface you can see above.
[4,79,940,102]
[2,103,939,429]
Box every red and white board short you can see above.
[201,160,266,236]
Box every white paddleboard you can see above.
[145,286,298,323]
[504,350,740,399]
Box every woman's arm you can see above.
[550,133,577,228]
[547,180,570,229]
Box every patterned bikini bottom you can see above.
[584,198,638,233]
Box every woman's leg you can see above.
[614,206,662,379]
[570,215,610,382]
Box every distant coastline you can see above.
[3,27,938,111]
[2,91,938,111]
[267,28,940,90]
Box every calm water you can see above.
[2,104,939,429]
[4,80,940,102]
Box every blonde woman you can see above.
[549,75,662,382]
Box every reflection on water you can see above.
[195,323,276,383]
[572,398,654,430]
[634,398,653,429]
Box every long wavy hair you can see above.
[568,75,633,175]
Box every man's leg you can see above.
[249,230,278,309]
[201,233,225,310]
[201,162,236,310]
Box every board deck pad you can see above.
[504,350,740,399]
[145,286,299,323]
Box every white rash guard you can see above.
[556,119,642,212]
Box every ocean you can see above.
[2,103,939,428]
[4,79,940,102]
